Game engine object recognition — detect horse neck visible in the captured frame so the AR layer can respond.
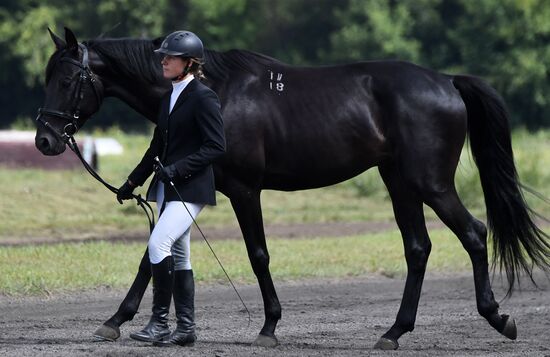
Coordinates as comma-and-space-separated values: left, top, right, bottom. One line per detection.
88, 45, 169, 122
102, 76, 167, 122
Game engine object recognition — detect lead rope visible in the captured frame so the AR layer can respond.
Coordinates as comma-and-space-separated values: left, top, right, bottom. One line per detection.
67, 136, 155, 234
154, 157, 252, 326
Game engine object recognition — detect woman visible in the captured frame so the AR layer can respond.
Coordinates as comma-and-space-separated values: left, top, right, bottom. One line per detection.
116, 30, 226, 347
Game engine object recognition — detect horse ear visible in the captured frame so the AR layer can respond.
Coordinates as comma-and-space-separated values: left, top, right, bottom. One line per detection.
48, 28, 66, 50
64, 26, 79, 50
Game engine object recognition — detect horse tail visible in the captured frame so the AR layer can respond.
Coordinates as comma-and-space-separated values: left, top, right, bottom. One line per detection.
452, 74, 550, 296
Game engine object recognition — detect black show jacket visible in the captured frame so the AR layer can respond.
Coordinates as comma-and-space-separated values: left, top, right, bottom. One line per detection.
128, 79, 226, 205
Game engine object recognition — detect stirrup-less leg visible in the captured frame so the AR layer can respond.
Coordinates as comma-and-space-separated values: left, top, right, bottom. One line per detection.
155, 269, 196, 347
130, 256, 174, 342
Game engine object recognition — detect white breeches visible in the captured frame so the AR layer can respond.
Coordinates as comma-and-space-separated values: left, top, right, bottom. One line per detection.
148, 182, 204, 270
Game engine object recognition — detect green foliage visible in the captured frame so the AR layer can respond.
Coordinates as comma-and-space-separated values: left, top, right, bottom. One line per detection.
329, 0, 424, 62
345, 168, 389, 200
0, 229, 472, 295
0, 5, 61, 86
1, 0, 550, 128
445, 0, 550, 128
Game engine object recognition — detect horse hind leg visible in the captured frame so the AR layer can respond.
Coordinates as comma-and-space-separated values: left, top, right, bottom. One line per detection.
424, 189, 517, 339
373, 163, 432, 350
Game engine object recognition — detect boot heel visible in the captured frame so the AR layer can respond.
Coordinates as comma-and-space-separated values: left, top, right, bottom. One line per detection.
131, 256, 174, 343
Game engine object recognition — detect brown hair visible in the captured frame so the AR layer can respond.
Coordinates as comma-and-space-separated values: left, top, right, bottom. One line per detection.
189, 59, 205, 80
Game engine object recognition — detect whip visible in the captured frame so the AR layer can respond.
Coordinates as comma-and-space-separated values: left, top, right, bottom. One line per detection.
154, 156, 251, 325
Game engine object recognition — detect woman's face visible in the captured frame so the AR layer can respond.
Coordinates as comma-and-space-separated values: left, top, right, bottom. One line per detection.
161, 55, 189, 80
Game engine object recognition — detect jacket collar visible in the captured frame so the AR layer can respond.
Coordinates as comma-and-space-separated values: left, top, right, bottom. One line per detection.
169, 78, 200, 114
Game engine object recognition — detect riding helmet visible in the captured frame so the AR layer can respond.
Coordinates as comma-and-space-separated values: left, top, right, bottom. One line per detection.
155, 31, 204, 61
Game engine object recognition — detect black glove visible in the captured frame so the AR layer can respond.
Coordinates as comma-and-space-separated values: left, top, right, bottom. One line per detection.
157, 164, 178, 184
117, 180, 135, 204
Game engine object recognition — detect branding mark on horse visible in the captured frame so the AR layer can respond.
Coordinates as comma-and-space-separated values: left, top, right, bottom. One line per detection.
268, 70, 285, 93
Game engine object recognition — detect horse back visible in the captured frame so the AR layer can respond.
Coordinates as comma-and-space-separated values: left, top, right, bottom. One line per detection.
216, 60, 466, 191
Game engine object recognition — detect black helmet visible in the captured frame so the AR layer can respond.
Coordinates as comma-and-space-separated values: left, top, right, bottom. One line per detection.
155, 31, 204, 61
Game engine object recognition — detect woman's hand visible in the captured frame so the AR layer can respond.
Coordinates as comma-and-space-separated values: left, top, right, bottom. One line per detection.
157, 164, 178, 184
117, 180, 136, 204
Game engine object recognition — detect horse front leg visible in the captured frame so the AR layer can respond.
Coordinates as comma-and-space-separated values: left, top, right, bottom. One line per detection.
93, 248, 151, 341
228, 185, 281, 347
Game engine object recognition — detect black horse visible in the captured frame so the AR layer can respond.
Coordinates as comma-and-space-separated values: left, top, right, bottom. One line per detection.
35, 28, 549, 350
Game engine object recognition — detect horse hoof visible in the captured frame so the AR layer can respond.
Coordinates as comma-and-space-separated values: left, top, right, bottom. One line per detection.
373, 337, 399, 350
252, 334, 278, 347
93, 324, 120, 342
500, 315, 517, 340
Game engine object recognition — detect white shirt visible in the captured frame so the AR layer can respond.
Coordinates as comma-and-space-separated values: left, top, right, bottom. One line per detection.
169, 75, 194, 114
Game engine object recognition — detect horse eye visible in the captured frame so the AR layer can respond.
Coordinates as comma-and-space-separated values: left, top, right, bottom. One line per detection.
60, 77, 72, 87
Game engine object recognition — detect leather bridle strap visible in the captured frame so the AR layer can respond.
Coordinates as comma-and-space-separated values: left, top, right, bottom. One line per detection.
36, 43, 155, 233
36, 43, 103, 143
67, 135, 156, 234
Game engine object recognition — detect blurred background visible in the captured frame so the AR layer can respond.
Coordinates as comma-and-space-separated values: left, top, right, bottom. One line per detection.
0, 0, 549, 294
1, 0, 550, 130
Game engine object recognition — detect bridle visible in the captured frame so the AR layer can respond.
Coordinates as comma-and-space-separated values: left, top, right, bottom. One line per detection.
35, 43, 155, 233
36, 43, 103, 143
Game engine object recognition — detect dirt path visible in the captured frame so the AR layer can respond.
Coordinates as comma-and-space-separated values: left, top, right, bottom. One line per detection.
0, 272, 548, 356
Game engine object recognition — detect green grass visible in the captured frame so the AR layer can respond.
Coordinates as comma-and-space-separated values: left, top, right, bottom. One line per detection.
0, 128, 549, 242
0, 228, 473, 296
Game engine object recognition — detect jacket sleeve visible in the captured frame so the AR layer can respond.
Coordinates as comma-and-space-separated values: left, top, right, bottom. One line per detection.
128, 125, 162, 186
173, 90, 226, 180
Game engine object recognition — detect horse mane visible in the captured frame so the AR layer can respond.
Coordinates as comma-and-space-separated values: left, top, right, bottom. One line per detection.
85, 39, 282, 83
47, 36, 283, 85
85, 38, 163, 85
203, 49, 283, 81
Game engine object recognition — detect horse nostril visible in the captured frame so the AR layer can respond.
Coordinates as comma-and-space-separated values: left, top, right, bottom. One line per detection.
37, 137, 51, 151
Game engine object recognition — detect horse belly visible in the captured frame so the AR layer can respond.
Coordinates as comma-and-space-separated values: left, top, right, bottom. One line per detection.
262, 131, 388, 191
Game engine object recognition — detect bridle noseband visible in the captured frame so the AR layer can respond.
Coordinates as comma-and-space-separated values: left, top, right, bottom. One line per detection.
36, 43, 103, 143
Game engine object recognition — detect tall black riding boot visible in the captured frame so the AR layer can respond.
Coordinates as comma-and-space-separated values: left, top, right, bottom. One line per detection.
130, 256, 174, 342
154, 269, 196, 347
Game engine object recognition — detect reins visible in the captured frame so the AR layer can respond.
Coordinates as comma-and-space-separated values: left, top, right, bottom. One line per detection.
67, 136, 156, 234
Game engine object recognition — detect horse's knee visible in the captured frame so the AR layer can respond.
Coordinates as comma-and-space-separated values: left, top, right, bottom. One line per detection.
462, 220, 488, 256
249, 249, 270, 275
405, 240, 431, 272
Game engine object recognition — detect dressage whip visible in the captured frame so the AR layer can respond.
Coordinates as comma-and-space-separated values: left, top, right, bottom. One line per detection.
154, 156, 252, 325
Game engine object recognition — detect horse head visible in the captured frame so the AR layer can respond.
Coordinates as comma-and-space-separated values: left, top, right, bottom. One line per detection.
35, 27, 104, 155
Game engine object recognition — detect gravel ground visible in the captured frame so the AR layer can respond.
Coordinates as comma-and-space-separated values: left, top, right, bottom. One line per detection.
0, 271, 548, 356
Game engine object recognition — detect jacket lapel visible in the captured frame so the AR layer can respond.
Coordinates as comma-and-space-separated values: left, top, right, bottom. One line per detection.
170, 78, 199, 115
157, 95, 170, 128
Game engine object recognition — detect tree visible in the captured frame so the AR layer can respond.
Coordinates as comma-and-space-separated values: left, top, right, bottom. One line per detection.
327, 0, 426, 63
0, 0, 549, 129
447, 0, 550, 128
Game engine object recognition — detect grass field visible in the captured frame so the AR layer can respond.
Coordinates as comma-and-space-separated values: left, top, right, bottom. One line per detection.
0, 128, 549, 242
0, 129, 548, 296
0, 228, 474, 296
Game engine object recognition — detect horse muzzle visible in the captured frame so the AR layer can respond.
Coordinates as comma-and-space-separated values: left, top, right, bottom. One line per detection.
35, 130, 67, 155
